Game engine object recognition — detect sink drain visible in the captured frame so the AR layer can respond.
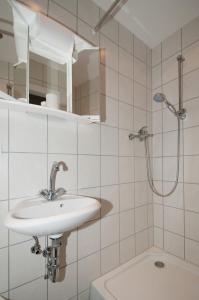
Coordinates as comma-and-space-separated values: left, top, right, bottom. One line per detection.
154, 261, 165, 268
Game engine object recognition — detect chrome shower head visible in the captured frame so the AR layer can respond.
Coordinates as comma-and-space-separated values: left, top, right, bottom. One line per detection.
153, 93, 166, 103
153, 93, 178, 117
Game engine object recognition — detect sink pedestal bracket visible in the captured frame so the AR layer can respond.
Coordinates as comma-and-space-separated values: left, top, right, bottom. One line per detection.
31, 236, 62, 283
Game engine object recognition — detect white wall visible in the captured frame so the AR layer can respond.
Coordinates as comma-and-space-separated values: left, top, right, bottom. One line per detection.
152, 15, 199, 265
0, 0, 152, 299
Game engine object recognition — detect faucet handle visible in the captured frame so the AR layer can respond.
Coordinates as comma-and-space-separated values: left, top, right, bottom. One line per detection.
54, 188, 66, 199
40, 189, 49, 200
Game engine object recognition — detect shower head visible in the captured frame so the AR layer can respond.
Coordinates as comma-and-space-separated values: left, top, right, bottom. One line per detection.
153, 93, 178, 117
153, 93, 166, 103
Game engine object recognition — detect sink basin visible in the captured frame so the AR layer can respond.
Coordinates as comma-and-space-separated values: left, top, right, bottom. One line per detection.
5, 194, 101, 237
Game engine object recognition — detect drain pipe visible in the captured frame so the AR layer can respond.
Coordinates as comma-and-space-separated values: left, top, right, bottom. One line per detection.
31, 236, 62, 282
43, 237, 62, 282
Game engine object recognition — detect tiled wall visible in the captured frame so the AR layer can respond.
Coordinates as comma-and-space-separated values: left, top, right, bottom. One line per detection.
152, 16, 199, 265
0, 0, 153, 299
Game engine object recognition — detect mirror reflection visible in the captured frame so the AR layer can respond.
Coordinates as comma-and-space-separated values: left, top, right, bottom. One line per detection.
0, 0, 102, 122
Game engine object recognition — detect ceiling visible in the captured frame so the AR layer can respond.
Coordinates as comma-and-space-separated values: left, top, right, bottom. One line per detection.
93, 0, 199, 48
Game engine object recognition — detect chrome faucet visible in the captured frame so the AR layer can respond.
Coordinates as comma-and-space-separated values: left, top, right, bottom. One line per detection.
40, 161, 68, 201
129, 126, 153, 141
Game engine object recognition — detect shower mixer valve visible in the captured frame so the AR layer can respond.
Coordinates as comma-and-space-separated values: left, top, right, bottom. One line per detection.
129, 126, 153, 141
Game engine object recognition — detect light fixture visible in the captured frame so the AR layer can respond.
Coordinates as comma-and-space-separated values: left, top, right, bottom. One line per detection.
93, 0, 128, 33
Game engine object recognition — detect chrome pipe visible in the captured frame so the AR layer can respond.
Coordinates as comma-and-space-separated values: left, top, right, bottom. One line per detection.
177, 55, 186, 119
94, 0, 128, 33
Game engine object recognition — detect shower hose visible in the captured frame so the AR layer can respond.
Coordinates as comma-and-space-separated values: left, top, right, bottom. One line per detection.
145, 117, 180, 197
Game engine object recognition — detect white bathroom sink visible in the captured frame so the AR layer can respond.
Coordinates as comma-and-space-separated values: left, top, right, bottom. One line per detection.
5, 194, 100, 237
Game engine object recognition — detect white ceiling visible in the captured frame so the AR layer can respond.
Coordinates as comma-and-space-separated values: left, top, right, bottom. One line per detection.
93, 0, 199, 48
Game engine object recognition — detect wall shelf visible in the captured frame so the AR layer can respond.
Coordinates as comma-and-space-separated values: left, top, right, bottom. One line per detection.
0, 98, 100, 123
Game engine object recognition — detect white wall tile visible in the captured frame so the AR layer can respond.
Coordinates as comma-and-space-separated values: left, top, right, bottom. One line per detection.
78, 155, 100, 189
119, 25, 132, 54
0, 108, 8, 152
101, 243, 119, 275
162, 30, 181, 60
78, 220, 100, 259
119, 48, 132, 78
134, 157, 147, 181
10, 278, 47, 300
183, 40, 199, 74
183, 98, 199, 129
163, 182, 183, 209
101, 214, 119, 248
120, 183, 134, 211
78, 290, 89, 300
48, 263, 77, 300
153, 110, 162, 134
78, 19, 99, 46
119, 102, 133, 130
101, 35, 118, 72
119, 74, 132, 105
78, 123, 100, 155
152, 133, 162, 157
9, 111, 47, 153
119, 157, 132, 184
0, 154, 8, 201
134, 36, 146, 63
53, 0, 77, 15
78, 252, 100, 293
0, 201, 8, 248
133, 107, 147, 132
120, 235, 135, 264
135, 182, 148, 207
100, 65, 118, 100
183, 69, 199, 101
184, 156, 199, 183
101, 96, 118, 127
101, 156, 118, 186
163, 106, 179, 132
182, 16, 199, 49
134, 58, 146, 87
163, 130, 183, 156
164, 207, 184, 235
184, 183, 199, 213
48, 0, 76, 30
162, 55, 178, 84
9, 240, 45, 288
48, 118, 77, 154
185, 238, 199, 266
163, 156, 183, 182
184, 126, 199, 155
154, 204, 163, 228
101, 125, 118, 156
134, 82, 147, 110
65, 230, 77, 265
21, 0, 48, 13
185, 211, 199, 241
136, 229, 148, 254
120, 210, 134, 239
101, 185, 119, 217
100, 11, 118, 43
119, 129, 133, 157
152, 64, 161, 89
0, 247, 8, 293
154, 227, 163, 248
152, 44, 161, 67
164, 231, 184, 259
9, 153, 47, 199
135, 205, 148, 232
162, 78, 178, 106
